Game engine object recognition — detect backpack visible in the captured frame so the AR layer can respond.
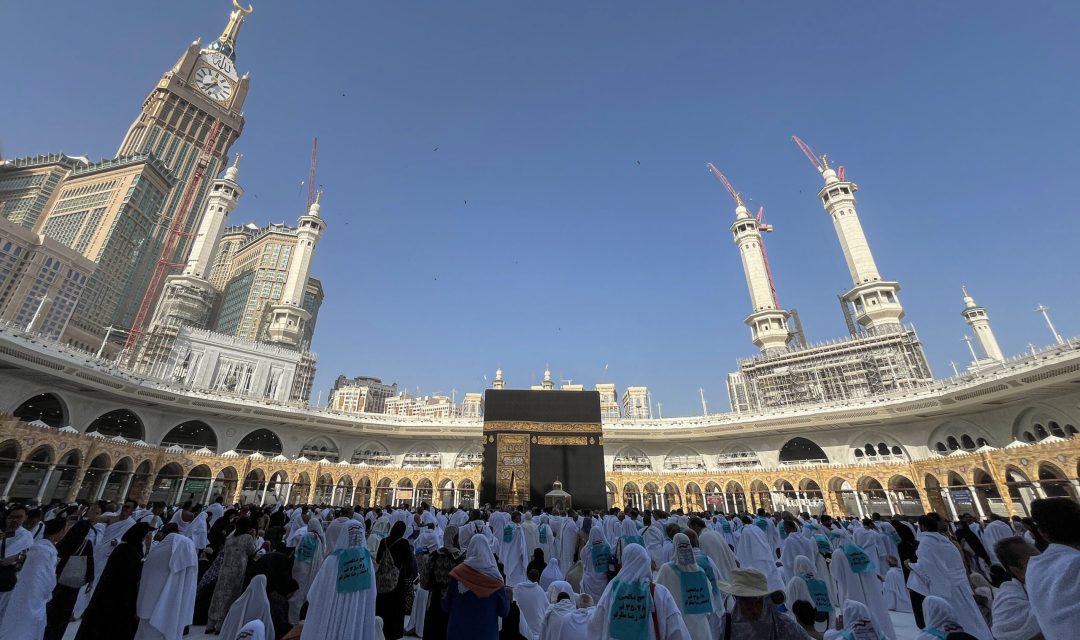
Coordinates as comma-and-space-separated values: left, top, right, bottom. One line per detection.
376, 541, 401, 593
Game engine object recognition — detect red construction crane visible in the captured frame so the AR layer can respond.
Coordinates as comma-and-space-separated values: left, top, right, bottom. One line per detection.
792, 134, 846, 180
706, 162, 741, 204
306, 137, 318, 209
124, 120, 224, 355
792, 135, 824, 173
705, 163, 780, 308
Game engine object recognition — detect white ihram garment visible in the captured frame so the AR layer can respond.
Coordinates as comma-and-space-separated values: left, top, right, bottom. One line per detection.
135, 533, 198, 640
0, 539, 57, 640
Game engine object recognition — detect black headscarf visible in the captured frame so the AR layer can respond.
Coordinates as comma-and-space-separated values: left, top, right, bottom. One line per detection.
120, 522, 154, 551
268, 508, 287, 528
955, 521, 991, 564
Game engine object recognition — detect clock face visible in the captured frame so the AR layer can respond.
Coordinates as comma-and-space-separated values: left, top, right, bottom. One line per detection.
193, 66, 234, 103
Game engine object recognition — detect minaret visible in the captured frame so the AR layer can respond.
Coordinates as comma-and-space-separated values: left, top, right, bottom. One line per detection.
542, 367, 554, 390
266, 193, 326, 348
183, 154, 243, 279
961, 286, 1005, 363
147, 154, 244, 332
816, 158, 904, 334
730, 196, 792, 353
492, 368, 505, 389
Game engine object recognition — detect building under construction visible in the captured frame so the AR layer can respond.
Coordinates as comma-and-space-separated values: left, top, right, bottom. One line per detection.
727, 325, 933, 412
717, 139, 937, 413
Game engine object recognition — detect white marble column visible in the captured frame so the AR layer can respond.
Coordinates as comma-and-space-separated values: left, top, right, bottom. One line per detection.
34, 464, 57, 504
1, 461, 23, 500
93, 471, 113, 501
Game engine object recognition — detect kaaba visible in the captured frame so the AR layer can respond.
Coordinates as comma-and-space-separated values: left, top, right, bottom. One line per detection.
480, 389, 607, 510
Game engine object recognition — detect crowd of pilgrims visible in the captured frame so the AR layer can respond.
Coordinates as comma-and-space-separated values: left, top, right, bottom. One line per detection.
0, 494, 1076, 640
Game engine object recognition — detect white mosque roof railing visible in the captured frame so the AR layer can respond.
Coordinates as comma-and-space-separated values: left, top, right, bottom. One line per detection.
1, 321, 1079, 435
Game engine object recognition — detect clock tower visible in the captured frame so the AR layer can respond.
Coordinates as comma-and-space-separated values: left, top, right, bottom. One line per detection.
116, 0, 254, 265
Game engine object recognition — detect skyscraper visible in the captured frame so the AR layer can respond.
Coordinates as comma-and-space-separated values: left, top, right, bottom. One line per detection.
115, 1, 252, 268
0, 154, 87, 229
37, 155, 176, 349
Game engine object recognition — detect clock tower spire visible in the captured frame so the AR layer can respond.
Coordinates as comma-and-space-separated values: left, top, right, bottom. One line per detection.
204, 0, 254, 63
115, 1, 254, 338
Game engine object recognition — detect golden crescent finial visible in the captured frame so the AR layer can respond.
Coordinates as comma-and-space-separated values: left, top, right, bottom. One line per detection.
232, 0, 254, 16
735, 192, 744, 207
821, 154, 830, 171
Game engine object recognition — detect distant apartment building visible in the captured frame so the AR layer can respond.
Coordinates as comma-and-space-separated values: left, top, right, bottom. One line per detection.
0, 215, 96, 342
596, 383, 621, 419
621, 386, 651, 419
0, 154, 87, 229
328, 375, 398, 414
384, 392, 455, 418
29, 155, 175, 348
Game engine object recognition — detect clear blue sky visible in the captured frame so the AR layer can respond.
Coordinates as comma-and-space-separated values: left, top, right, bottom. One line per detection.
3, 2, 1079, 416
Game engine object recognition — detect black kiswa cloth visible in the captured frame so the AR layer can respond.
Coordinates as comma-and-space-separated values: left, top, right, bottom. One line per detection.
482, 389, 606, 510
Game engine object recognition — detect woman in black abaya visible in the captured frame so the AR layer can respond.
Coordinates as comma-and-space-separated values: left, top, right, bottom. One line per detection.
376, 520, 417, 640
74, 522, 153, 640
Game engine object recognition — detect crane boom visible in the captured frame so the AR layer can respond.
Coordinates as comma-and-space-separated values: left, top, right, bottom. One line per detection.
706, 163, 741, 205
755, 206, 780, 308
124, 120, 224, 355
791, 135, 824, 173
306, 137, 318, 208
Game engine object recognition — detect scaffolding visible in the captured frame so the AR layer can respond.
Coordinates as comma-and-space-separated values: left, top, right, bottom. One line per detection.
729, 324, 933, 412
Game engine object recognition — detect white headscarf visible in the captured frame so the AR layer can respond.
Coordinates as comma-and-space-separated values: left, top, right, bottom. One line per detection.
300, 518, 377, 640
917, 595, 965, 640
286, 509, 309, 547
547, 579, 576, 603
334, 521, 367, 551
824, 600, 881, 640
187, 512, 209, 550
698, 528, 738, 582
617, 542, 652, 584
236, 619, 266, 640
416, 525, 440, 552
672, 532, 696, 571
588, 523, 608, 548
785, 555, 818, 609
289, 518, 327, 625
218, 574, 276, 640
464, 532, 502, 580
540, 558, 564, 591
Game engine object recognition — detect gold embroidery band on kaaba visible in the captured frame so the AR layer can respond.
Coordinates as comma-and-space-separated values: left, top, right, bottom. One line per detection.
483, 421, 602, 434
533, 436, 590, 446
